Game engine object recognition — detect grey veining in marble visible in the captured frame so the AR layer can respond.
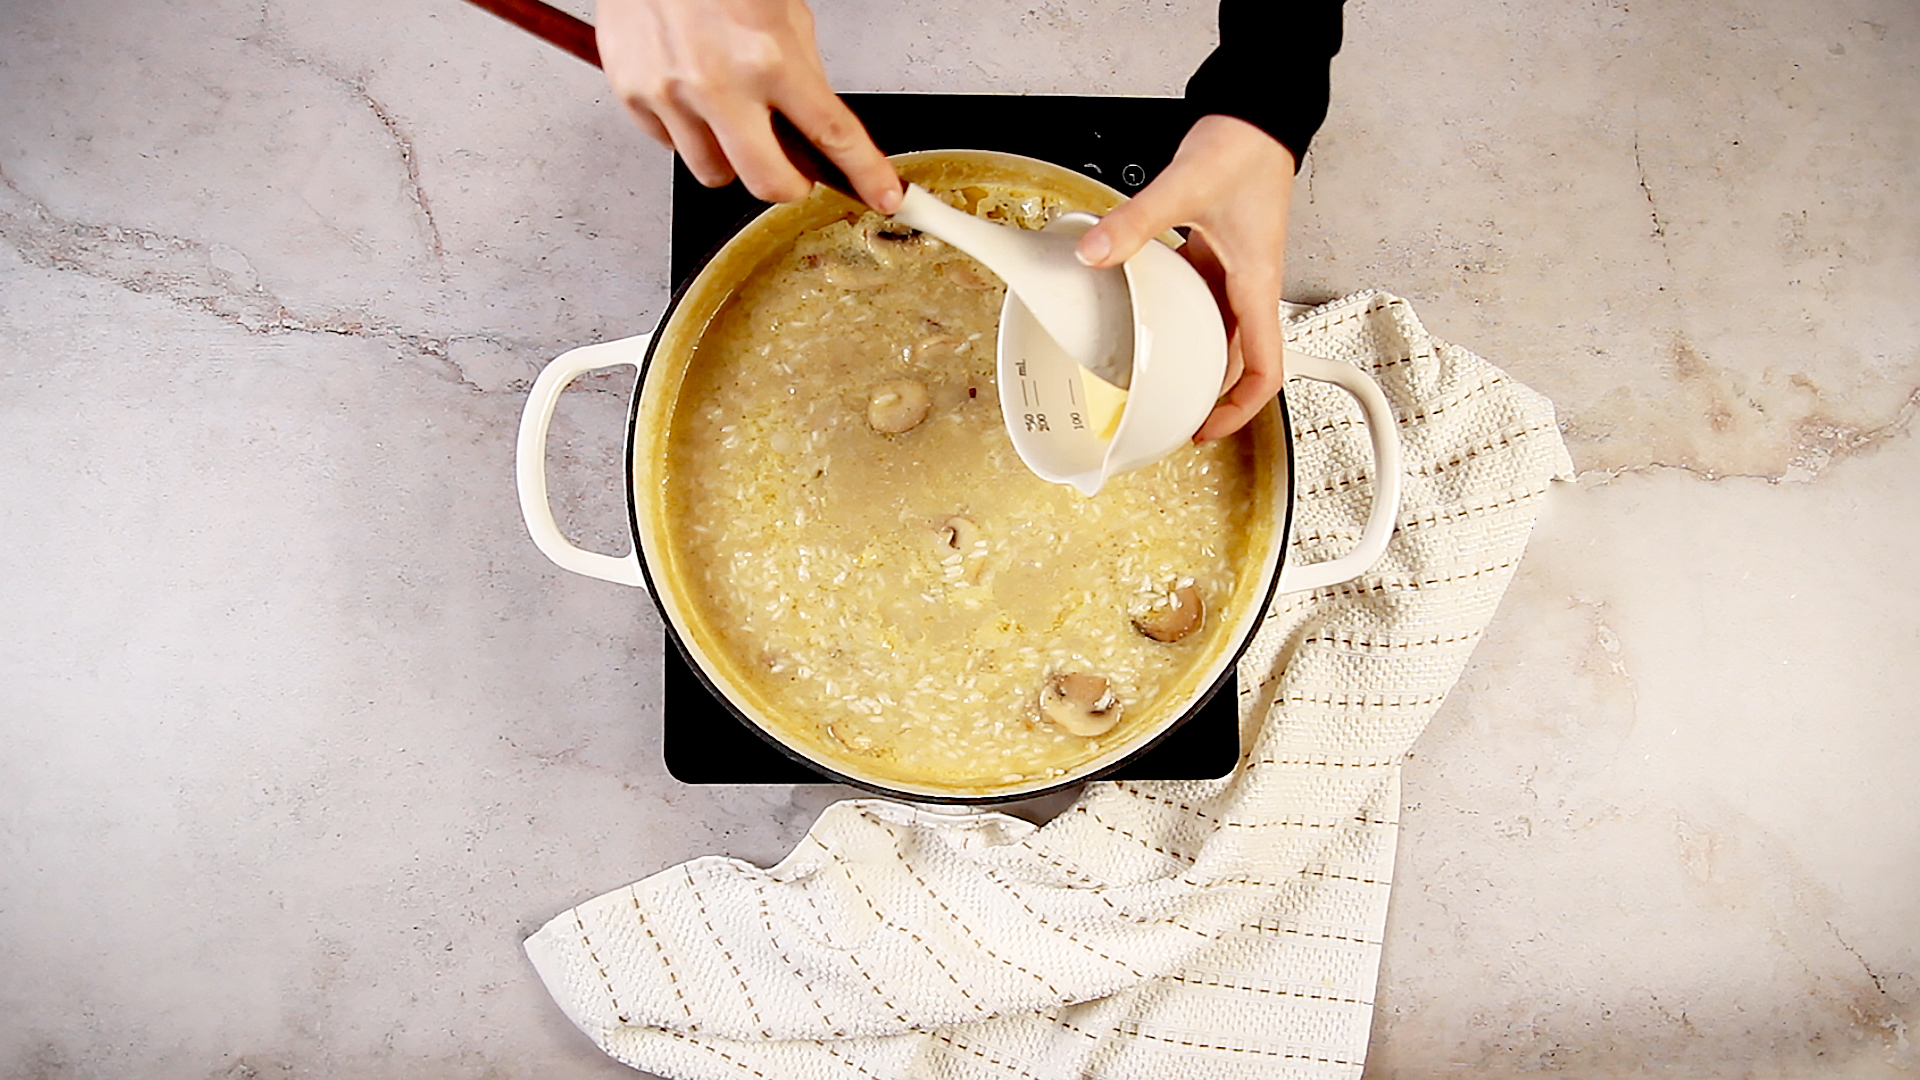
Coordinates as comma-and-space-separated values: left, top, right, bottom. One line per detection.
2, 0, 1915, 1077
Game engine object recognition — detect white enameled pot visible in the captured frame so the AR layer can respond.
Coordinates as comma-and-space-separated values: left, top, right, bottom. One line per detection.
514, 151, 1402, 802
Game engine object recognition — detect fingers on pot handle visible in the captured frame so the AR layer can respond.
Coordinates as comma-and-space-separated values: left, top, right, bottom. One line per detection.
1275, 351, 1403, 595
515, 335, 652, 589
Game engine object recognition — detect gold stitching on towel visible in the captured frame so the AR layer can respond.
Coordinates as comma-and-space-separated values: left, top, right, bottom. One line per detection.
1380, 554, 1525, 592
1208, 916, 1383, 947
1280, 690, 1449, 710
1308, 861, 1393, 887
901, 860, 1068, 1000
1247, 754, 1404, 769
820, 834, 983, 1011
1119, 1023, 1366, 1066
1112, 783, 1353, 830
1297, 420, 1560, 500
1291, 372, 1510, 441
1169, 971, 1375, 1008
1286, 292, 1407, 353
979, 862, 1150, 980
819, 1040, 889, 1080
846, 861, 984, 1009
1291, 478, 1555, 548
629, 887, 695, 1025
840, 818, 1067, 1006
930, 1031, 1052, 1080
833, 864, 917, 1024
683, 866, 769, 1038
1391, 479, 1555, 534
1200, 867, 1393, 890
787, 885, 854, 1038
660, 1028, 777, 1079
1409, 421, 1561, 477
1274, 555, 1524, 606
903, 928, 981, 1005
1298, 626, 1486, 650
1018, 844, 1121, 899
749, 878, 841, 1036
573, 907, 629, 1025
1082, 806, 1198, 864
1054, 1017, 1108, 1042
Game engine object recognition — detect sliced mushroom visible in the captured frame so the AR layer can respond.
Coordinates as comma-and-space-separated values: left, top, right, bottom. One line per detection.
938, 515, 982, 553
867, 379, 932, 434
1039, 672, 1122, 737
862, 218, 926, 265
1133, 584, 1204, 643
936, 515, 987, 582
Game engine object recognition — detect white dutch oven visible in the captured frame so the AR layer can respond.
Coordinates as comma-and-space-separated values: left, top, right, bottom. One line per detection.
514, 151, 1401, 802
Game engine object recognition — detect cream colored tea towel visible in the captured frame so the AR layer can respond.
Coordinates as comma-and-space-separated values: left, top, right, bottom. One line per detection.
526, 291, 1575, 1080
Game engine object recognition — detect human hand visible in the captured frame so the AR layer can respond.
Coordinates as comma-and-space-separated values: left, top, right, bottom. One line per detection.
1074, 114, 1297, 441
594, 0, 902, 212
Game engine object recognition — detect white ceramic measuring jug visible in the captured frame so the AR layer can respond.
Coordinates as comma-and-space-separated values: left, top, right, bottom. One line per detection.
996, 212, 1226, 496
998, 219, 1403, 521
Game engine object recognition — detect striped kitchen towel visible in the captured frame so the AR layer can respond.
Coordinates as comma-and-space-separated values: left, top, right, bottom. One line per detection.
525, 290, 1575, 1079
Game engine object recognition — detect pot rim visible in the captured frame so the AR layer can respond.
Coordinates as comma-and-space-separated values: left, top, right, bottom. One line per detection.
622, 152, 1298, 804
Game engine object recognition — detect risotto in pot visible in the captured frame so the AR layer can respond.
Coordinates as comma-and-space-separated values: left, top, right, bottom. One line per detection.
662, 184, 1260, 790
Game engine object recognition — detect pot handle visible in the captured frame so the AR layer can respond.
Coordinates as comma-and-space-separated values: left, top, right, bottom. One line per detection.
515, 334, 652, 588
1274, 351, 1403, 594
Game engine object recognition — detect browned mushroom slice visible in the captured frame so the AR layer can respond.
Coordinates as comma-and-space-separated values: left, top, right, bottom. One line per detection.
1039, 672, 1122, 736
867, 380, 932, 433
936, 515, 987, 582
1134, 584, 1204, 643
862, 218, 927, 266
938, 515, 982, 553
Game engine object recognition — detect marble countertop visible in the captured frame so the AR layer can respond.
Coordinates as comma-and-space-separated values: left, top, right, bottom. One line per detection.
2, 0, 1913, 1076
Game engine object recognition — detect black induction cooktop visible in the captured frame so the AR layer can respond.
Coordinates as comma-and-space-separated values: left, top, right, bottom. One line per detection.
660, 93, 1239, 786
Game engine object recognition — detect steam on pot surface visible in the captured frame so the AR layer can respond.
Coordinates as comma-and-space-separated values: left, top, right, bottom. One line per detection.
660, 180, 1260, 796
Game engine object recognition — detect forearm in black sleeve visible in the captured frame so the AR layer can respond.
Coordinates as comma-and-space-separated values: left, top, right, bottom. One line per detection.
1185, 0, 1346, 171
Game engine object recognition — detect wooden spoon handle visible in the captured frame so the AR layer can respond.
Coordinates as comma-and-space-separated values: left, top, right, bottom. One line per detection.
459, 0, 601, 68
769, 113, 860, 203
458, 0, 861, 203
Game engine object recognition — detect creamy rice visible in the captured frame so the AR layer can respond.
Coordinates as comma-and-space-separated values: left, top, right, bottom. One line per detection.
664, 187, 1257, 788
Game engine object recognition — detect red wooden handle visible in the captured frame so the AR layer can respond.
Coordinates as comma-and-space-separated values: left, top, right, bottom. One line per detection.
460, 0, 602, 68
458, 0, 861, 203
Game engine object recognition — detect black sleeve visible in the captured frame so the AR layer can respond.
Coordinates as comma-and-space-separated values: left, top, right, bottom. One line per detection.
1185, 0, 1346, 172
